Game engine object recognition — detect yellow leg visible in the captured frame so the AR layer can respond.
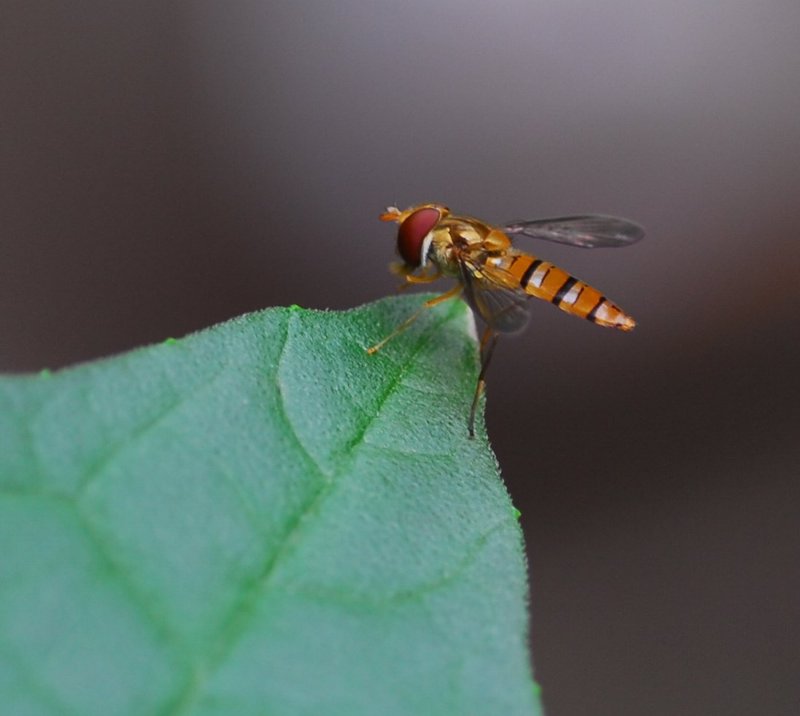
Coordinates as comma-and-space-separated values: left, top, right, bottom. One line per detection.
394, 266, 442, 291
367, 284, 462, 355
404, 269, 441, 284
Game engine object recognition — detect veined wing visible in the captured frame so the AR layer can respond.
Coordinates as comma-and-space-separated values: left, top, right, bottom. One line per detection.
504, 214, 644, 248
457, 255, 531, 334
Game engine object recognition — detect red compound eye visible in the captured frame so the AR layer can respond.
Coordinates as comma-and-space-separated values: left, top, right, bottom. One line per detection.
397, 207, 441, 267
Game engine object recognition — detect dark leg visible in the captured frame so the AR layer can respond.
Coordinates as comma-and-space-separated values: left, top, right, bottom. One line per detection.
468, 329, 499, 438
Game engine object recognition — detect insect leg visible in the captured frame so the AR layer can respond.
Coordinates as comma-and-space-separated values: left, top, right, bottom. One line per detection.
367, 284, 462, 355
468, 328, 499, 438
397, 267, 442, 291
404, 267, 442, 284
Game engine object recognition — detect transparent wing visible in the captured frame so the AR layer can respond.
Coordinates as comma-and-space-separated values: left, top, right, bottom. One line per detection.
457, 256, 531, 334
503, 214, 645, 248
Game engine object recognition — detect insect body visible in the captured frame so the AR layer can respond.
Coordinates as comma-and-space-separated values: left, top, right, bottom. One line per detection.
369, 203, 644, 436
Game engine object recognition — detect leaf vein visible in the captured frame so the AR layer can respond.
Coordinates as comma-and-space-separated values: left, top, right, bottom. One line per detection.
74, 364, 229, 497
275, 517, 510, 609
164, 301, 463, 715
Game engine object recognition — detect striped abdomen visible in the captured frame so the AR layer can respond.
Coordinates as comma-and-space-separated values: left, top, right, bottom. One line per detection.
502, 252, 636, 331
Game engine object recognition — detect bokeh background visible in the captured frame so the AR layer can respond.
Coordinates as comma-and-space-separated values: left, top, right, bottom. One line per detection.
3, 2, 799, 714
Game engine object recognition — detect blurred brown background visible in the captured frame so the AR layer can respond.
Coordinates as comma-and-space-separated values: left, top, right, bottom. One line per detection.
2, 2, 799, 714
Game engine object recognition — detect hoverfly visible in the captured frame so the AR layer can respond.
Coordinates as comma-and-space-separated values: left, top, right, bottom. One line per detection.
368, 203, 644, 437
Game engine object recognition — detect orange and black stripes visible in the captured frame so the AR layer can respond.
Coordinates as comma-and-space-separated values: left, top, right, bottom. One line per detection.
503, 252, 636, 331
552, 276, 579, 305
586, 295, 607, 323
519, 259, 543, 287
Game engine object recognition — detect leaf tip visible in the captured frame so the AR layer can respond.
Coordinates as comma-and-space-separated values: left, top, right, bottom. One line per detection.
463, 302, 479, 343
512, 506, 522, 521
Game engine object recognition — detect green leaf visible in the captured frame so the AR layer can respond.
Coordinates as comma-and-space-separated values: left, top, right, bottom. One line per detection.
0, 295, 541, 716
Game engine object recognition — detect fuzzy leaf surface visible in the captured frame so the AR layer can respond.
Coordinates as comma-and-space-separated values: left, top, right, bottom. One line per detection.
0, 295, 541, 716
